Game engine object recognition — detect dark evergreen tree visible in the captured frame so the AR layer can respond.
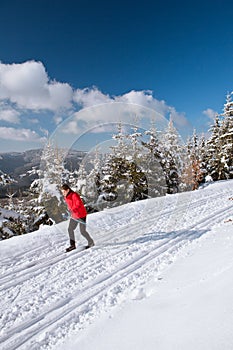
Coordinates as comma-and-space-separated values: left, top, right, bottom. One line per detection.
205, 115, 223, 180
30, 141, 68, 222
199, 135, 208, 181
206, 93, 233, 181
0, 170, 16, 187
142, 125, 167, 197
160, 118, 185, 194
97, 123, 149, 208
182, 130, 204, 190
218, 92, 233, 179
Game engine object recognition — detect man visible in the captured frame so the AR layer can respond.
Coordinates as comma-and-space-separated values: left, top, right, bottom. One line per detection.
61, 184, 95, 252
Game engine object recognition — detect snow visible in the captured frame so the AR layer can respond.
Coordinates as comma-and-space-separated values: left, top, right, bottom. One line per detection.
0, 180, 233, 349
0, 207, 22, 221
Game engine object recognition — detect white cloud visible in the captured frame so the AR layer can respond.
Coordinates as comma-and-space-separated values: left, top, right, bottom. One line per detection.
0, 61, 191, 146
74, 88, 169, 115
115, 90, 167, 114
0, 107, 20, 124
62, 120, 83, 134
74, 87, 187, 123
203, 108, 217, 121
0, 61, 73, 111
74, 87, 112, 107
169, 107, 191, 128
0, 127, 45, 142
61, 101, 168, 138
71, 87, 190, 133
53, 115, 63, 125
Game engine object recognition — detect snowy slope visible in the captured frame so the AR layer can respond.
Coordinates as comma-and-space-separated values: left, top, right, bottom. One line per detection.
0, 180, 233, 350
66, 223, 233, 350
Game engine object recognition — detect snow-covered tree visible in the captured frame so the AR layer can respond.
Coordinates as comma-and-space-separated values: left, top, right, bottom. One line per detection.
141, 125, 166, 197
97, 123, 149, 208
182, 130, 204, 190
198, 135, 208, 181
98, 123, 131, 206
205, 115, 223, 180
218, 92, 233, 179
6, 190, 17, 211
205, 93, 233, 181
82, 148, 103, 212
30, 141, 68, 222
160, 118, 185, 194
0, 207, 26, 239
0, 170, 16, 187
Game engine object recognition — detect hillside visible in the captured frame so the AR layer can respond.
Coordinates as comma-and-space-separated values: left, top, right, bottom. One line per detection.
0, 149, 85, 197
0, 180, 233, 349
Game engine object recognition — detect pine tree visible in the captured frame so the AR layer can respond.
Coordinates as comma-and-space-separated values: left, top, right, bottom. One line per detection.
182, 130, 204, 190
98, 123, 149, 208
141, 125, 166, 197
160, 117, 185, 194
30, 141, 68, 222
199, 135, 208, 181
98, 123, 130, 207
75, 163, 87, 195
206, 93, 233, 181
127, 125, 148, 201
99, 123, 131, 206
218, 92, 233, 179
205, 115, 222, 180
0, 170, 16, 187
84, 148, 103, 212
6, 190, 17, 211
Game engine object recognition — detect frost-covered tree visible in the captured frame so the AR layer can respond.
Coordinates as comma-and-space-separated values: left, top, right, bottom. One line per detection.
82, 148, 103, 212
0, 207, 26, 239
74, 163, 87, 195
0, 170, 16, 187
182, 130, 204, 190
160, 118, 185, 194
141, 125, 166, 197
205, 115, 223, 180
111, 122, 130, 158
30, 141, 68, 222
206, 93, 233, 181
98, 124, 132, 206
6, 190, 17, 211
0, 177, 53, 239
218, 92, 233, 179
97, 123, 149, 207
198, 135, 208, 180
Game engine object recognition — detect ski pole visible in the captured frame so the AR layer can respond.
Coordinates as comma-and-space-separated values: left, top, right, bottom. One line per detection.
68, 216, 87, 225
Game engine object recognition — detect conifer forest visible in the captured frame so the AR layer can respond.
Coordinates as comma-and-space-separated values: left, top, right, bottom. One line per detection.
1, 93, 233, 239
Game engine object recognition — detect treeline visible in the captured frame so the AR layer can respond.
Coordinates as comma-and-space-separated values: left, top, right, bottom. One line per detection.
0, 92, 233, 239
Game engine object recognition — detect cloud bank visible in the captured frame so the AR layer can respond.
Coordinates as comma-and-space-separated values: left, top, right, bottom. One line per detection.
0, 61, 73, 111
0, 60, 192, 150
0, 127, 45, 142
202, 108, 217, 121
0, 103, 20, 124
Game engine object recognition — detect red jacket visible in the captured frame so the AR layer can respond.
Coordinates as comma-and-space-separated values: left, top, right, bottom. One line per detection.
65, 191, 87, 219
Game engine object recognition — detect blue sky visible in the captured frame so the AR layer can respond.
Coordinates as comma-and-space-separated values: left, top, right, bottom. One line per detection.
0, 0, 233, 152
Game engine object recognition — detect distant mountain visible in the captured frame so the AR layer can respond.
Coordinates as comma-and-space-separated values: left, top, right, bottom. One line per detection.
0, 149, 86, 197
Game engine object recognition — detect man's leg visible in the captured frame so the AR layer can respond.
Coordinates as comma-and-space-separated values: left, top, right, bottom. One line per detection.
67, 218, 78, 248
79, 217, 94, 247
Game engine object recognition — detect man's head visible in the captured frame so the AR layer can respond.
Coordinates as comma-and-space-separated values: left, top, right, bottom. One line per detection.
61, 183, 71, 197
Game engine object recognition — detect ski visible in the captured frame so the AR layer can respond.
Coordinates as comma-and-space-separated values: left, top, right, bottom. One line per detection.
64, 245, 94, 253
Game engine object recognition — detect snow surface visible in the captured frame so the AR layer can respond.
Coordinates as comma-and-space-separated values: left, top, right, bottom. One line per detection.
0, 180, 233, 350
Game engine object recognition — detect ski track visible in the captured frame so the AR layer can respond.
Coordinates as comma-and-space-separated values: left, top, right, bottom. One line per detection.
0, 182, 233, 350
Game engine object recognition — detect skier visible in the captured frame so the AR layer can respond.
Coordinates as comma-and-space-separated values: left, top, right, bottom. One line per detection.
61, 183, 95, 252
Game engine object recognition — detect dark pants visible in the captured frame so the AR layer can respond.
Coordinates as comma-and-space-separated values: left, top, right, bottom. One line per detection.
68, 217, 94, 246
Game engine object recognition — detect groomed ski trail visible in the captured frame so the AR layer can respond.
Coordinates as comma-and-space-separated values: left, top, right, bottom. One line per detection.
0, 180, 233, 350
